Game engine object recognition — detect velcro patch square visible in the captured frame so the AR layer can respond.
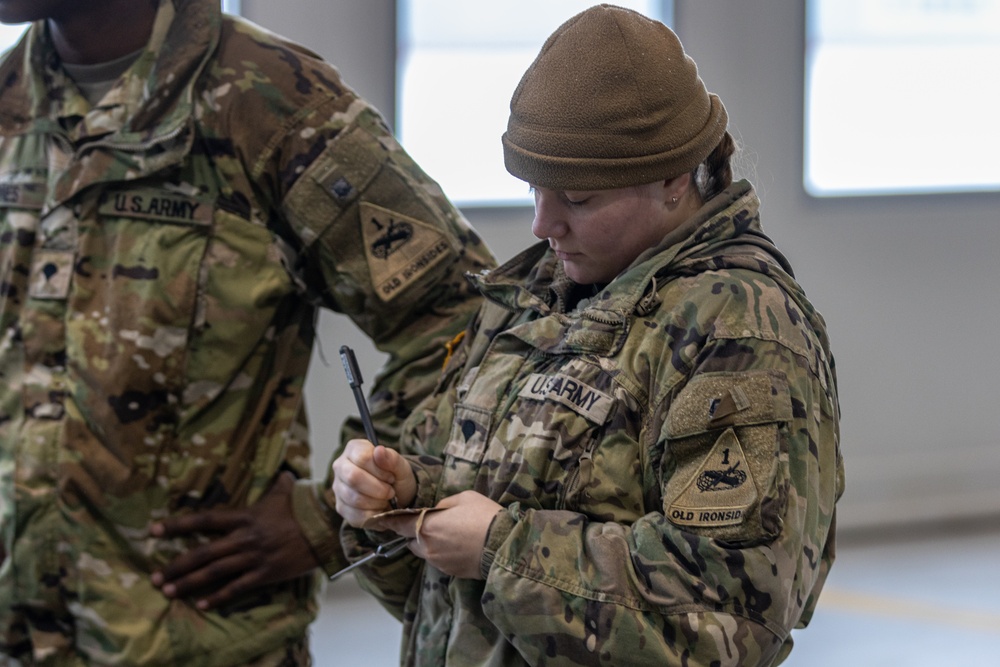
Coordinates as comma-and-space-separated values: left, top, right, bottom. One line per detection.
29, 250, 74, 300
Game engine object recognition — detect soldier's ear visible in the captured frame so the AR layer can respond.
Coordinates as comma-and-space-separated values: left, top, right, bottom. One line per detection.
663, 174, 692, 206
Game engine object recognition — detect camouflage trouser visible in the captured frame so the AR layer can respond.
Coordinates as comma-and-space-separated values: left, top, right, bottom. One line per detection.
0, 637, 311, 667
245, 637, 312, 667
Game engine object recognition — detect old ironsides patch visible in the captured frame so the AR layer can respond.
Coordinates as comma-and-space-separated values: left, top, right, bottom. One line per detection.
360, 202, 452, 302
667, 428, 757, 528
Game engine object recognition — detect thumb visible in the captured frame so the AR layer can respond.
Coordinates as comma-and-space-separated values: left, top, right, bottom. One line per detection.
372, 445, 417, 508
372, 445, 408, 480
268, 470, 296, 497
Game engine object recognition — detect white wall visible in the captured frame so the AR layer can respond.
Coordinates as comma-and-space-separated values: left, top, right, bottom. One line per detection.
240, 0, 1000, 532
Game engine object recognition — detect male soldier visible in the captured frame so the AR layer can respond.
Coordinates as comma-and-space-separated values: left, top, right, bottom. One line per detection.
0, 0, 495, 664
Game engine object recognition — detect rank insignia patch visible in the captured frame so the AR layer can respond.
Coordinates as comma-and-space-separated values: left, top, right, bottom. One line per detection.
360, 202, 453, 302
28, 250, 74, 300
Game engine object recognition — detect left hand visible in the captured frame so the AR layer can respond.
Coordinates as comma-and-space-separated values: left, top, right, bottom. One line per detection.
149, 471, 319, 610
379, 490, 502, 580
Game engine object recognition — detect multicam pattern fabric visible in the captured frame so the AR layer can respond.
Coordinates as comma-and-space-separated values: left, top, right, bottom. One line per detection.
344, 181, 844, 666
0, 0, 494, 664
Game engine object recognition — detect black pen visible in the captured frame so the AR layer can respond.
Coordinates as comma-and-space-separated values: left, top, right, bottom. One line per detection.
339, 345, 397, 508
340, 345, 379, 446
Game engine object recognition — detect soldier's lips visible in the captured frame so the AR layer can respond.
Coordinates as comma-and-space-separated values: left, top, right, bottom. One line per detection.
553, 249, 581, 262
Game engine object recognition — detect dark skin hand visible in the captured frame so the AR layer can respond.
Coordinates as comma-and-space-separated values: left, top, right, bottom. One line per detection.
150, 471, 320, 610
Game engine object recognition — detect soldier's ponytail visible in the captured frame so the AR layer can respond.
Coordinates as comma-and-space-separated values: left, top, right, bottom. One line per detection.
694, 131, 736, 202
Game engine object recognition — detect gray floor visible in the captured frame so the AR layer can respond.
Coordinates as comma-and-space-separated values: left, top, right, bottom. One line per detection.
309, 520, 1000, 665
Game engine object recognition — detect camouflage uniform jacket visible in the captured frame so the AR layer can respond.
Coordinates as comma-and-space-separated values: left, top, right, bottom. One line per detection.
344, 180, 843, 666
0, 0, 494, 664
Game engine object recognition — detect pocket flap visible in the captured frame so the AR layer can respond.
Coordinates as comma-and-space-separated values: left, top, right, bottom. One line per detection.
666, 370, 791, 438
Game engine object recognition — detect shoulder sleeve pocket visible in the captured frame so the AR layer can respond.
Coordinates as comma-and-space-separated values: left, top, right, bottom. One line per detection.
282, 108, 461, 309
282, 110, 386, 247
662, 370, 792, 545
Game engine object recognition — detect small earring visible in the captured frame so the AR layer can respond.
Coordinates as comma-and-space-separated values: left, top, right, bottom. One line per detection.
671, 196, 678, 204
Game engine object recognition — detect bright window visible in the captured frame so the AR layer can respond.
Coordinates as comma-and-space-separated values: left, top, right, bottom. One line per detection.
804, 0, 1000, 196
397, 1, 673, 207
0, 22, 25, 52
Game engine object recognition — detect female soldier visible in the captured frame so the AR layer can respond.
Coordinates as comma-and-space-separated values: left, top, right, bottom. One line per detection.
332, 5, 843, 666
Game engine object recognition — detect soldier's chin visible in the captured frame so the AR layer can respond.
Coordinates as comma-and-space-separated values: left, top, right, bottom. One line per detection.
560, 260, 587, 284
561, 261, 607, 287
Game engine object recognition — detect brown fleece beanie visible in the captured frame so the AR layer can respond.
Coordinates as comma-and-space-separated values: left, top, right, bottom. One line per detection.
502, 4, 728, 191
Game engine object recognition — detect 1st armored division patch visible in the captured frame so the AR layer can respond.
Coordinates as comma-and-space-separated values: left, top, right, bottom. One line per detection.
667, 427, 757, 528
360, 201, 452, 302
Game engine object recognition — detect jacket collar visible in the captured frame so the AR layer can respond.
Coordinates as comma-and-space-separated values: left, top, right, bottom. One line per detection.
471, 180, 791, 356
0, 0, 219, 142
0, 0, 221, 208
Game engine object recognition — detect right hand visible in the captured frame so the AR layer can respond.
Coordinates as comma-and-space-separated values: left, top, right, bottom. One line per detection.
332, 439, 417, 528
149, 471, 318, 610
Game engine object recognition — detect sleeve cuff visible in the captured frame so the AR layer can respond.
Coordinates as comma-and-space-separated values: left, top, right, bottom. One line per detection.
479, 504, 520, 580
410, 456, 438, 509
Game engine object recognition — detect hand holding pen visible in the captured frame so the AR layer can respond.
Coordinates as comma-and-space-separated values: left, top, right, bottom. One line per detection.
339, 345, 397, 509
